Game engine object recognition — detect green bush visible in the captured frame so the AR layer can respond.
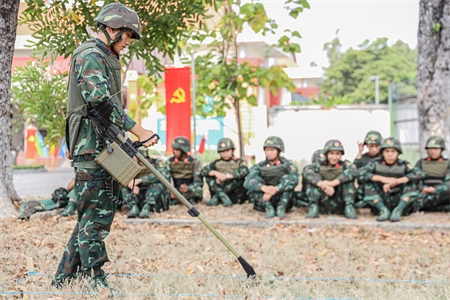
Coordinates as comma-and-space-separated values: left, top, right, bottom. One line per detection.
13, 164, 45, 170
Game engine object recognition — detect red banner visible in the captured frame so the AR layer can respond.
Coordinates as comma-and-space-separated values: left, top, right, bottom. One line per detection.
25, 128, 37, 160
165, 67, 191, 153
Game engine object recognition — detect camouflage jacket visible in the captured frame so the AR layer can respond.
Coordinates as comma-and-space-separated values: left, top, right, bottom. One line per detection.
140, 158, 169, 185
415, 158, 450, 189
304, 160, 356, 186
73, 38, 136, 158
167, 155, 204, 188
354, 153, 380, 169
358, 157, 424, 182
244, 157, 299, 192
202, 157, 249, 180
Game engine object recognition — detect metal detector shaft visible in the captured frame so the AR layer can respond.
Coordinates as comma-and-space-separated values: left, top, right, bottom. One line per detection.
117, 135, 255, 277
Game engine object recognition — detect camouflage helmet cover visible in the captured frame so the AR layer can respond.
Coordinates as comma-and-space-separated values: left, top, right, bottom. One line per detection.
380, 137, 403, 154
364, 130, 382, 145
263, 136, 285, 152
311, 149, 325, 163
323, 139, 345, 155
138, 146, 149, 158
217, 138, 236, 152
171, 136, 191, 153
425, 136, 446, 150
95, 3, 141, 39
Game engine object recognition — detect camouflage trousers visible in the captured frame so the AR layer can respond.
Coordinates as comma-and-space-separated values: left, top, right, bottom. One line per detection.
170, 184, 203, 205
54, 169, 120, 283
293, 178, 310, 207
249, 190, 294, 212
122, 182, 169, 212
307, 181, 356, 214
206, 178, 247, 204
413, 184, 450, 212
363, 181, 418, 213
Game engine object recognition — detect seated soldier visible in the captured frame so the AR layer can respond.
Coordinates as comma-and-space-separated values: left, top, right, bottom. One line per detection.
354, 130, 382, 208
304, 140, 358, 219
167, 136, 203, 204
358, 137, 424, 222
125, 147, 170, 218
413, 136, 450, 212
203, 138, 249, 207
294, 149, 324, 208
61, 179, 76, 217
244, 136, 299, 219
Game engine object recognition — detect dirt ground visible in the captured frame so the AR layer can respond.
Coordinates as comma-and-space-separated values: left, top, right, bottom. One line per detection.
1, 204, 450, 299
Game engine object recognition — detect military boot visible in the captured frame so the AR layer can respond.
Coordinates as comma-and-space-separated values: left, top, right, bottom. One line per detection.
206, 194, 219, 206
265, 203, 275, 219
433, 204, 450, 212
276, 205, 286, 218
127, 203, 140, 218
138, 203, 152, 218
374, 201, 390, 222
306, 203, 319, 219
89, 275, 113, 295
218, 192, 233, 207
60, 201, 76, 217
344, 203, 357, 219
390, 200, 408, 222
354, 201, 367, 209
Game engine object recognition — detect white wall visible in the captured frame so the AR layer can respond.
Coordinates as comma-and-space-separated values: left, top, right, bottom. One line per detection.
265, 106, 390, 162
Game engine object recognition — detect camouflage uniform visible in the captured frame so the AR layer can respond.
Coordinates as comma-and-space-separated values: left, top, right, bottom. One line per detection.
244, 136, 299, 218
304, 140, 358, 219
19, 199, 57, 219
55, 3, 141, 288
354, 131, 382, 206
294, 149, 324, 207
358, 138, 424, 222
167, 136, 203, 204
202, 138, 249, 206
413, 136, 450, 212
124, 148, 170, 218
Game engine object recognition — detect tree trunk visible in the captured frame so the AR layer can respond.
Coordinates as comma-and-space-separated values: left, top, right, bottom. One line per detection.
233, 100, 245, 158
0, 0, 21, 219
417, 0, 450, 157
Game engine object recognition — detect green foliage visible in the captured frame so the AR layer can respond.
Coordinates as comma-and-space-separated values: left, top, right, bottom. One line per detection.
12, 61, 68, 147
127, 75, 164, 121
20, 0, 223, 76
13, 164, 45, 170
433, 23, 442, 33
321, 36, 417, 104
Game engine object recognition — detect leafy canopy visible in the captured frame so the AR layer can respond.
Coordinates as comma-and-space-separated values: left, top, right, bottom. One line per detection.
321, 36, 417, 103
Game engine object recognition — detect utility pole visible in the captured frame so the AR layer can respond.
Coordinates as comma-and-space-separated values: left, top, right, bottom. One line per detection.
191, 51, 197, 153
369, 75, 380, 105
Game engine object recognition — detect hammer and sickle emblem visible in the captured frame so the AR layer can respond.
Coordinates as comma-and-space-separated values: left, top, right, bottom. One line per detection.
170, 88, 186, 104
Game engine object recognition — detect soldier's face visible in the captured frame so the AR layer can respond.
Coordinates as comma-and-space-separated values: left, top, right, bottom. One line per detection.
219, 149, 233, 160
382, 148, 399, 164
173, 149, 183, 158
109, 28, 133, 53
427, 148, 442, 159
264, 147, 279, 161
327, 150, 342, 165
367, 144, 380, 156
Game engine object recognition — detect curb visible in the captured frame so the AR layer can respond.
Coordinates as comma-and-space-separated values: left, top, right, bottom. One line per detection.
121, 218, 450, 231
13, 169, 46, 174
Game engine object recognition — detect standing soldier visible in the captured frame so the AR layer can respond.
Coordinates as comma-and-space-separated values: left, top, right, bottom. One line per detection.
244, 136, 299, 218
358, 138, 424, 222
304, 140, 358, 219
413, 136, 450, 212
167, 136, 203, 204
124, 147, 170, 218
55, 3, 158, 290
354, 130, 382, 207
203, 138, 249, 207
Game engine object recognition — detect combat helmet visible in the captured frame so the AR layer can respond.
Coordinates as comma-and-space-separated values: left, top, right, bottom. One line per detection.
217, 138, 235, 152
171, 136, 191, 153
380, 137, 402, 154
95, 3, 141, 50
364, 130, 382, 145
51, 187, 69, 208
425, 136, 446, 150
323, 139, 345, 155
263, 136, 284, 152
138, 147, 150, 158
311, 149, 325, 163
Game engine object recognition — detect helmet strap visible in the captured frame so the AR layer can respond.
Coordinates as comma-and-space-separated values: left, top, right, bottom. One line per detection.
101, 26, 127, 55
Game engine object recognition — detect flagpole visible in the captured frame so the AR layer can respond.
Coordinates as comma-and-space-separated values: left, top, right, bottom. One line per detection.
191, 50, 197, 153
